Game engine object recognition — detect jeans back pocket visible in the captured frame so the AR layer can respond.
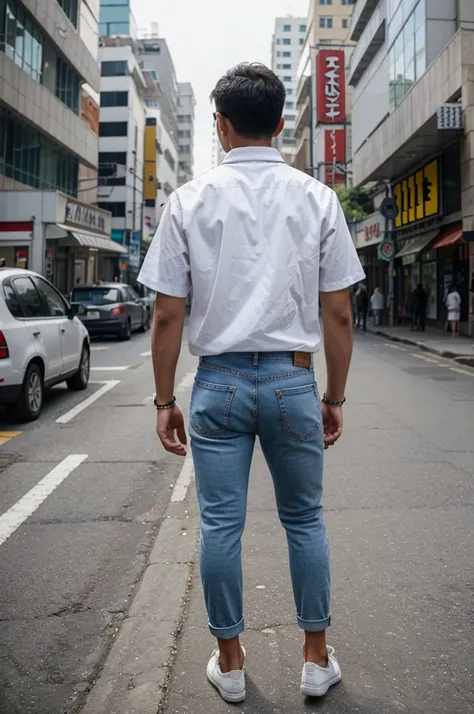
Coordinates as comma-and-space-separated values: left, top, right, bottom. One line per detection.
276, 383, 320, 441
191, 379, 236, 436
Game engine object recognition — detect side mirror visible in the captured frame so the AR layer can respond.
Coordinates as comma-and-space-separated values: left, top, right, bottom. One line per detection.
67, 306, 74, 320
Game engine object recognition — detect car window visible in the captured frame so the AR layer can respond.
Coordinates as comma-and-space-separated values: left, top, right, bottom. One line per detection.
13, 277, 46, 318
34, 278, 67, 317
71, 287, 120, 305
2, 280, 25, 319
125, 287, 138, 301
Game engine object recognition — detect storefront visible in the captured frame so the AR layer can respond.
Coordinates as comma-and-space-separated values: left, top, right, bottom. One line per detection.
355, 213, 388, 316
394, 231, 439, 324
0, 191, 126, 295
431, 223, 469, 326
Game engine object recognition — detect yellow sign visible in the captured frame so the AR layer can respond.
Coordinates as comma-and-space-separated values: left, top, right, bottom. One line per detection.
144, 122, 157, 203
393, 159, 439, 228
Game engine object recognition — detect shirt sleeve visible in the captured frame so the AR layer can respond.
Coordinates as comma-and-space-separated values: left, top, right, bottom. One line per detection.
137, 192, 191, 298
319, 190, 366, 293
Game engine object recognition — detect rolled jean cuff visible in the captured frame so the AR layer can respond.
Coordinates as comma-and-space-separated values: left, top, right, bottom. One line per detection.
209, 617, 245, 640
297, 615, 331, 632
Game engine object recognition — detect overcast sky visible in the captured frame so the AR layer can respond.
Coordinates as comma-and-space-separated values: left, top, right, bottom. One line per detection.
133, 0, 309, 176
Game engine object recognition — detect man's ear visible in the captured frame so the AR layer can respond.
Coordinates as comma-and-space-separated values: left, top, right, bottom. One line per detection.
273, 117, 285, 138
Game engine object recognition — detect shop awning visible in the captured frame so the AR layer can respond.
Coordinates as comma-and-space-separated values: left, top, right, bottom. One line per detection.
395, 230, 439, 259
55, 225, 127, 254
431, 223, 463, 250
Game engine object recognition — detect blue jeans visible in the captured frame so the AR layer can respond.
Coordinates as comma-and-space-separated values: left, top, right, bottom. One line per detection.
189, 352, 330, 640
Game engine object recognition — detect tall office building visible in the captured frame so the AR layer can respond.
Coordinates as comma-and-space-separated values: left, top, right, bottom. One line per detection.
271, 16, 308, 162
99, 0, 138, 39
177, 82, 196, 185
0, 0, 124, 291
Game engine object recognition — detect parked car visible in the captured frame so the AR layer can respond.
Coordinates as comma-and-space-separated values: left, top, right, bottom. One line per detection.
70, 282, 150, 340
135, 283, 156, 322
0, 268, 90, 422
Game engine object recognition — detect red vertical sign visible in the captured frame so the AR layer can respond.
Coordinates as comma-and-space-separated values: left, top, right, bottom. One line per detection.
316, 50, 346, 124
324, 128, 346, 186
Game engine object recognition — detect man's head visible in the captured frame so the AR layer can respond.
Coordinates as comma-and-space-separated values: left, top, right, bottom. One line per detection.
211, 63, 285, 152
374, 287, 380, 293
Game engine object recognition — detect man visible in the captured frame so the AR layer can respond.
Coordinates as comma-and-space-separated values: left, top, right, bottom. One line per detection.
355, 284, 369, 331
138, 63, 365, 703
370, 286, 385, 326
411, 283, 428, 331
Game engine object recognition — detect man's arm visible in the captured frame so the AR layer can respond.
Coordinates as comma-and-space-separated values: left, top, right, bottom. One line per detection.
320, 288, 353, 403
152, 293, 186, 405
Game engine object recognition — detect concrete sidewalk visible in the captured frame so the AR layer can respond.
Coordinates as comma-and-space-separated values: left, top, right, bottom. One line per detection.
366, 324, 474, 366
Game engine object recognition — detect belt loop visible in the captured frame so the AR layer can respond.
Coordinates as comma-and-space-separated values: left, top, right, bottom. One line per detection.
253, 352, 258, 366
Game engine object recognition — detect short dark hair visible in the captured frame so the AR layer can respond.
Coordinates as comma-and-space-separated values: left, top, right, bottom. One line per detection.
210, 63, 285, 139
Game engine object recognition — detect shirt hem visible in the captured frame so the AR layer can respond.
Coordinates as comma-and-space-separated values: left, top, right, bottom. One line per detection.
137, 276, 189, 299
319, 271, 366, 293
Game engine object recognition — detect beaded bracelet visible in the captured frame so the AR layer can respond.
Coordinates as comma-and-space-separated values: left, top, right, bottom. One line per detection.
322, 394, 346, 407
153, 395, 177, 410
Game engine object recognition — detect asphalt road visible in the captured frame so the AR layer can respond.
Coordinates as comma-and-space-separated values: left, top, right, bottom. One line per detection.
0, 330, 473, 714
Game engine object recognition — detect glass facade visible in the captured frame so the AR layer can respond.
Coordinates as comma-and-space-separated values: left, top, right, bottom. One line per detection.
101, 60, 129, 76
99, 0, 130, 36
0, 0, 81, 113
0, 106, 78, 196
388, 0, 425, 107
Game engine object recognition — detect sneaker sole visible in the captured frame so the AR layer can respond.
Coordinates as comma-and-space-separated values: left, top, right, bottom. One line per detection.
301, 673, 342, 697
207, 672, 246, 703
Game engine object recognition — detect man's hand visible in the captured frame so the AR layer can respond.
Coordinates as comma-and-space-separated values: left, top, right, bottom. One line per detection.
156, 405, 187, 456
321, 402, 343, 449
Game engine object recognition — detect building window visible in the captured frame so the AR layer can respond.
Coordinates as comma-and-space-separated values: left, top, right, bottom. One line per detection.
320, 39, 332, 44
286, 101, 294, 109
144, 98, 159, 108
98, 152, 127, 186
100, 91, 128, 107
283, 76, 292, 82
388, 0, 426, 109
283, 24, 291, 31
341, 0, 357, 4
287, 88, 293, 95
180, 145, 191, 155
101, 60, 129, 77
320, 17, 333, 28
283, 38, 291, 45
99, 121, 128, 137
276, 38, 281, 45
299, 24, 307, 31
178, 130, 191, 138
283, 129, 293, 138
284, 114, 295, 121
320, 0, 332, 4
56, 56, 80, 114
0, 106, 78, 196
164, 149, 176, 170
283, 51, 291, 57
97, 202, 126, 218
282, 64, 292, 69
177, 114, 192, 121
342, 18, 349, 28
99, 1, 130, 36
299, 38, 304, 45
55, 0, 78, 27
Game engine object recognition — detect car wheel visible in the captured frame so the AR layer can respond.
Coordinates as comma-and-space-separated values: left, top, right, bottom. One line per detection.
12, 363, 43, 422
67, 344, 90, 391
120, 318, 132, 341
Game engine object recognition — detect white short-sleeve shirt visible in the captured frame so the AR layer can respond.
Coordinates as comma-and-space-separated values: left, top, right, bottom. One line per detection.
138, 147, 365, 356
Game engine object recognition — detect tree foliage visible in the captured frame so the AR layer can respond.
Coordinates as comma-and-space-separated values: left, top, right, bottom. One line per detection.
335, 187, 373, 223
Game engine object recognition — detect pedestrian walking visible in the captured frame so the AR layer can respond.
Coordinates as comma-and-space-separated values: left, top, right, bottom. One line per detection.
138, 63, 365, 704
355, 284, 369, 330
370, 287, 384, 326
446, 284, 461, 338
411, 283, 428, 331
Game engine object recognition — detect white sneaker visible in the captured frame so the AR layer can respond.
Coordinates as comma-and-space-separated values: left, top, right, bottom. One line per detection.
206, 647, 246, 703
300, 646, 342, 697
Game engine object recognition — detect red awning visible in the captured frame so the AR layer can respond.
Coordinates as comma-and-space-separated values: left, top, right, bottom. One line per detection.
432, 224, 463, 249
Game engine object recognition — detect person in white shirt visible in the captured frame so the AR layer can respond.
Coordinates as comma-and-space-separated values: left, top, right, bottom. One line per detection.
370, 287, 385, 326
138, 62, 365, 703
446, 284, 462, 338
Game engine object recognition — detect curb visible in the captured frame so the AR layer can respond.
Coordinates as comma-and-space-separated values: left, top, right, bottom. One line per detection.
370, 328, 474, 368
79, 485, 199, 714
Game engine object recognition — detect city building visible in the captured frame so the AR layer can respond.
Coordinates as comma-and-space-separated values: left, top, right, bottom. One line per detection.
293, 0, 356, 176
138, 36, 180, 155
271, 16, 308, 162
99, 0, 138, 39
97, 38, 147, 281
350, 0, 474, 335
0, 0, 124, 293
177, 82, 196, 185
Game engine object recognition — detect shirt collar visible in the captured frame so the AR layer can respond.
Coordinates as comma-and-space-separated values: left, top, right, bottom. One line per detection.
221, 147, 285, 165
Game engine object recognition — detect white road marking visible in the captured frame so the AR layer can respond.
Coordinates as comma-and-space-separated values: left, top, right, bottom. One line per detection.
171, 455, 194, 502
450, 367, 474, 377
411, 353, 440, 364
56, 380, 120, 424
385, 343, 407, 351
140, 350, 152, 357
0, 454, 87, 546
90, 366, 130, 372
90, 346, 110, 352
176, 371, 196, 393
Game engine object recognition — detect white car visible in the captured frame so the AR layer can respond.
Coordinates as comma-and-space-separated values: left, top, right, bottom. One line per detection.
0, 267, 90, 422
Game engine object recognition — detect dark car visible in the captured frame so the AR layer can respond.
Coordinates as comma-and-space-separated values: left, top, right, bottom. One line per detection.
71, 283, 150, 340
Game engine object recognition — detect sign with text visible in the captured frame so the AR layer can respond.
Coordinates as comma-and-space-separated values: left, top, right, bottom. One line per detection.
393, 159, 440, 229
316, 50, 346, 124
324, 127, 346, 186
65, 201, 107, 234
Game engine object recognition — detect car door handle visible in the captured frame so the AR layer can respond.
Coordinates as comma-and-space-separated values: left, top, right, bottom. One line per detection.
60, 328, 66, 333
32, 330, 41, 337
